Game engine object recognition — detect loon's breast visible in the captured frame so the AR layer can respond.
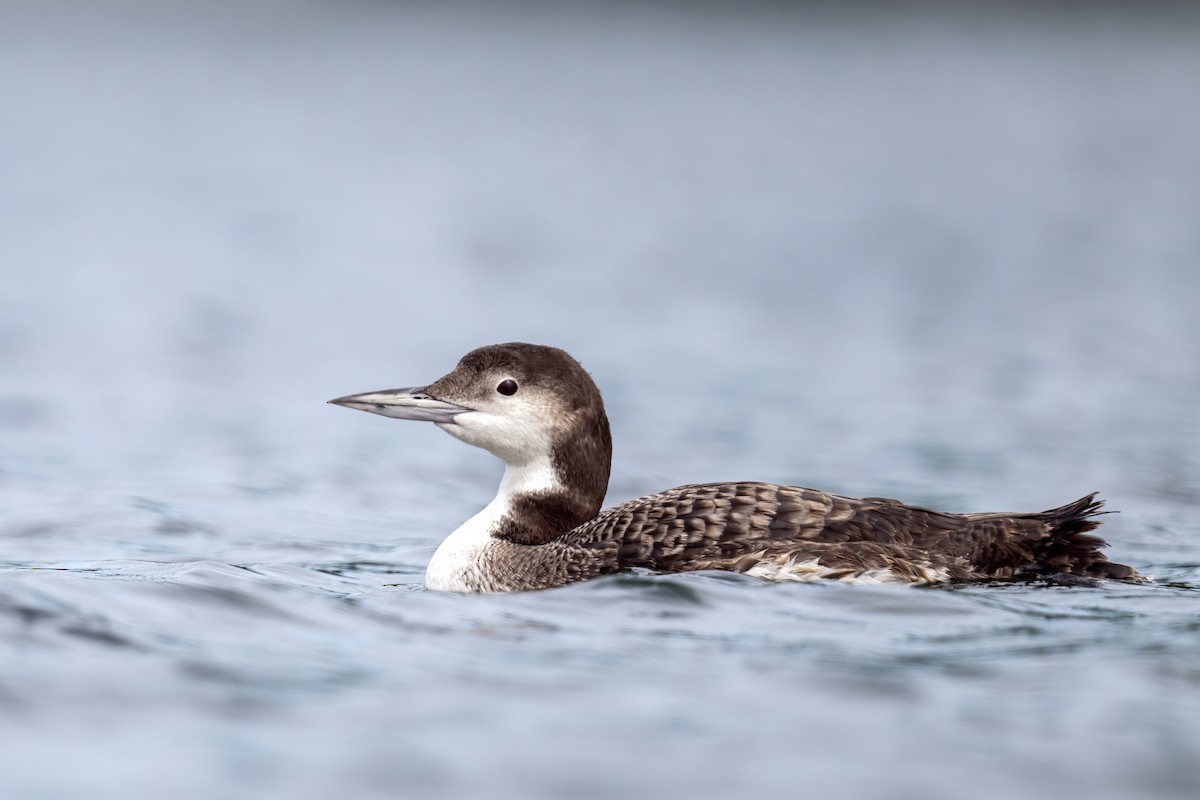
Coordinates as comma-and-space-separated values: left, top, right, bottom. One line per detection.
424, 497, 504, 593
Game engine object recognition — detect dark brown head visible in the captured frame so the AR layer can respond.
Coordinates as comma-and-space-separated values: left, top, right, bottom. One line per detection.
329, 343, 613, 531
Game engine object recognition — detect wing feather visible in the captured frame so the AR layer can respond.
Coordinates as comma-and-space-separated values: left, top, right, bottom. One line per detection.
559, 482, 1082, 582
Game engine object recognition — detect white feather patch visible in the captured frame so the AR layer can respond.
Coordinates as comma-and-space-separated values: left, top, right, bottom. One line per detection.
744, 558, 951, 586
424, 454, 560, 592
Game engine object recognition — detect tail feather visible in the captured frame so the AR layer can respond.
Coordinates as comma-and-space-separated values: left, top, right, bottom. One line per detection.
1029, 493, 1137, 579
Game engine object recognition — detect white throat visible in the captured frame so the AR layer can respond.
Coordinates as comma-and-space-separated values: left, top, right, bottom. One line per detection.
424, 454, 561, 592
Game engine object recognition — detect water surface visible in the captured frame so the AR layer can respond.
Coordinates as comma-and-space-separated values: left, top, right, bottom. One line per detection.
2, 3, 1199, 798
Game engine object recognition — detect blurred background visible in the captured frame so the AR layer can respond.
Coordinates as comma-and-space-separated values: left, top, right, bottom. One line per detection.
2, 1, 1199, 799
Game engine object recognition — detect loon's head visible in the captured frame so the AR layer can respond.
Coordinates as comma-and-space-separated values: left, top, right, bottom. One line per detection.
330, 344, 612, 500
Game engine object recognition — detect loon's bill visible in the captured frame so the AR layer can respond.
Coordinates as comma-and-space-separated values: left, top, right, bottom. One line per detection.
330, 342, 1139, 593
329, 388, 471, 423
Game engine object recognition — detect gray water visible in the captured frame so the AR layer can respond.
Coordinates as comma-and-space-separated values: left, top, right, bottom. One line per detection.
2, 2, 1200, 798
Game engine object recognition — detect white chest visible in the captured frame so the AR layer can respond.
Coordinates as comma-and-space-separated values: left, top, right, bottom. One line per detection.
424, 499, 504, 592
423, 456, 562, 593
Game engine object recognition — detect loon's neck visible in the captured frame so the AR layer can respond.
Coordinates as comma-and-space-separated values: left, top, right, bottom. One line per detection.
424, 409, 612, 591
425, 457, 609, 592
425, 459, 577, 590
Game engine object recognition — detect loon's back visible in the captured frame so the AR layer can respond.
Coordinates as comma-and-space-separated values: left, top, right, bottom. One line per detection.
558, 483, 1132, 586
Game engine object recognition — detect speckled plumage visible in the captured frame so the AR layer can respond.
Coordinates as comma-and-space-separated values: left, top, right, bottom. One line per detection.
330, 343, 1138, 593
447, 483, 1129, 592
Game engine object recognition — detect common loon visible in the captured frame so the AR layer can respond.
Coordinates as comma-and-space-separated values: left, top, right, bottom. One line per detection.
330, 342, 1137, 593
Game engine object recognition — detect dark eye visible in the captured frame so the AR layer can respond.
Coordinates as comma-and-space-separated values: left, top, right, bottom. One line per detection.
497, 379, 518, 396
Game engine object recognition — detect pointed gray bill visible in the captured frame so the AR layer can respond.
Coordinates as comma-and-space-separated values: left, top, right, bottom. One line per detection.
327, 387, 471, 423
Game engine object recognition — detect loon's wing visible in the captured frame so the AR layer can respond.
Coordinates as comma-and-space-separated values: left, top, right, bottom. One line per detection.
559, 483, 1131, 583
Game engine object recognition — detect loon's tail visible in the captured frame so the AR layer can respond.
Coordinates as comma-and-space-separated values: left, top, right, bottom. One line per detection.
1029, 493, 1137, 579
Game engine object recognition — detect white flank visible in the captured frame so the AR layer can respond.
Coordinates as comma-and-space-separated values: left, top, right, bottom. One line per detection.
744, 558, 951, 586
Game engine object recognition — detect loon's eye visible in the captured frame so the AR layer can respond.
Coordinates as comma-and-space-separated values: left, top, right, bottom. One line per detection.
497, 379, 518, 396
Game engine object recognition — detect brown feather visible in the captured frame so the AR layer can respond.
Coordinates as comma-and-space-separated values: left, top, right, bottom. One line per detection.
556, 483, 1131, 583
